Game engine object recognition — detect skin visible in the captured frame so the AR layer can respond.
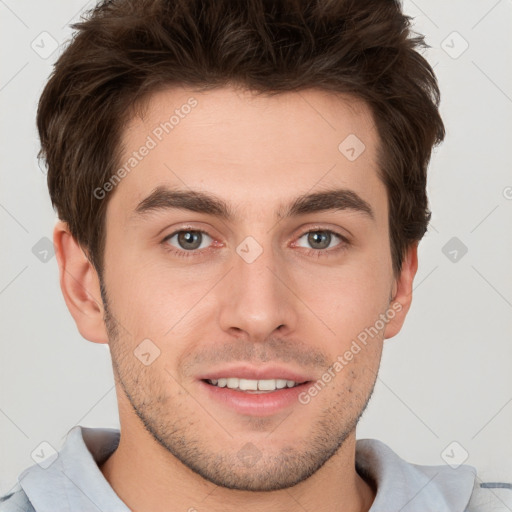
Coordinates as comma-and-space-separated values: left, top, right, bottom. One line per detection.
54, 85, 418, 512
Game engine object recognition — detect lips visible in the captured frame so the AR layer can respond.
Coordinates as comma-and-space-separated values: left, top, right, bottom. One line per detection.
196, 363, 315, 417
195, 365, 314, 416
196, 365, 313, 383
199, 379, 311, 415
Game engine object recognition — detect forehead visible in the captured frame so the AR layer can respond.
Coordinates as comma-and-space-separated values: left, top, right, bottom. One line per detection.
107, 85, 387, 225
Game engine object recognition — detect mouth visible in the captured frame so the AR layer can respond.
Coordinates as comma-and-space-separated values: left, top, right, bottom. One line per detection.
196, 364, 315, 416
202, 377, 308, 394
197, 369, 313, 416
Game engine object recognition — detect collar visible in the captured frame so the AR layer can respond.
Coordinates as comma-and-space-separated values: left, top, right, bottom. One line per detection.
356, 438, 476, 511
18, 426, 476, 512
19, 425, 129, 512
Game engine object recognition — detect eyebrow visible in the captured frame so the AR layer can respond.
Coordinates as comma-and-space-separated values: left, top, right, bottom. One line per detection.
132, 185, 374, 222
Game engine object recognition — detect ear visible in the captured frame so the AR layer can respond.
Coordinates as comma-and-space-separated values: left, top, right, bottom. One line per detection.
383, 242, 419, 340
53, 220, 109, 344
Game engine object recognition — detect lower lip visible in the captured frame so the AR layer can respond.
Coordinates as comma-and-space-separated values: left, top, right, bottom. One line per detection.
199, 380, 311, 416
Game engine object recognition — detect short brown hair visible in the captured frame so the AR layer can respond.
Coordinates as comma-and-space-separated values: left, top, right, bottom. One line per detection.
37, 0, 444, 279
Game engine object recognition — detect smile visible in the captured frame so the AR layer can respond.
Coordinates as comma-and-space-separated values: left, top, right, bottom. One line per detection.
205, 377, 305, 393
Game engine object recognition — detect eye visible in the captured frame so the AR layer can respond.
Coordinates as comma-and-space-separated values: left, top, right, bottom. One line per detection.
161, 227, 349, 260
295, 229, 348, 256
163, 229, 213, 254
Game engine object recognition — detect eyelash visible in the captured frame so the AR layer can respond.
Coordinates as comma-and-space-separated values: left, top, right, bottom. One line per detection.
161, 227, 350, 260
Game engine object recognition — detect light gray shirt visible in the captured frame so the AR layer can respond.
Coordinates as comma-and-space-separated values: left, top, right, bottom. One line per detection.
1, 425, 510, 511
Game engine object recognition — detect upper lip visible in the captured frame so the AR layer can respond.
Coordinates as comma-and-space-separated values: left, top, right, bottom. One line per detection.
197, 365, 313, 383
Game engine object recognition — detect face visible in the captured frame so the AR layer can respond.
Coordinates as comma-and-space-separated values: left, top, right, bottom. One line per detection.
100, 86, 399, 491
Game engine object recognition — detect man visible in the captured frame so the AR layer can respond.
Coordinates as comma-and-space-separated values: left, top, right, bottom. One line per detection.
1, 0, 509, 510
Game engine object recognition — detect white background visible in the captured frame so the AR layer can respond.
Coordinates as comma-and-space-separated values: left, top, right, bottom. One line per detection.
1, 0, 511, 496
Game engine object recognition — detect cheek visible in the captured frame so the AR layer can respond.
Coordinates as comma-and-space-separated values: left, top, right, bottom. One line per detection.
107, 254, 212, 347
104, 255, 164, 339
299, 256, 392, 340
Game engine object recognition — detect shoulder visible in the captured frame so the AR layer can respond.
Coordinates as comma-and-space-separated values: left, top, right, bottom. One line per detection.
0, 485, 35, 512
466, 479, 512, 511
356, 438, 512, 511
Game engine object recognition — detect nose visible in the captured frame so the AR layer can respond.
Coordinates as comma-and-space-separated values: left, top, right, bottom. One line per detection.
217, 238, 299, 342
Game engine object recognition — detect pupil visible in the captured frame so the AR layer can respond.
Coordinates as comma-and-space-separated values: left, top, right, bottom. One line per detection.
309, 231, 329, 249
178, 231, 201, 250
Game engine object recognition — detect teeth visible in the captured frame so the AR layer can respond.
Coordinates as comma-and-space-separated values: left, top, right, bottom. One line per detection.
276, 379, 287, 389
207, 378, 301, 391
239, 379, 258, 391
226, 377, 239, 389
258, 379, 277, 391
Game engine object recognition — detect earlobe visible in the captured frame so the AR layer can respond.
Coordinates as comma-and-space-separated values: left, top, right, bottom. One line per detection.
384, 242, 419, 340
53, 220, 109, 344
